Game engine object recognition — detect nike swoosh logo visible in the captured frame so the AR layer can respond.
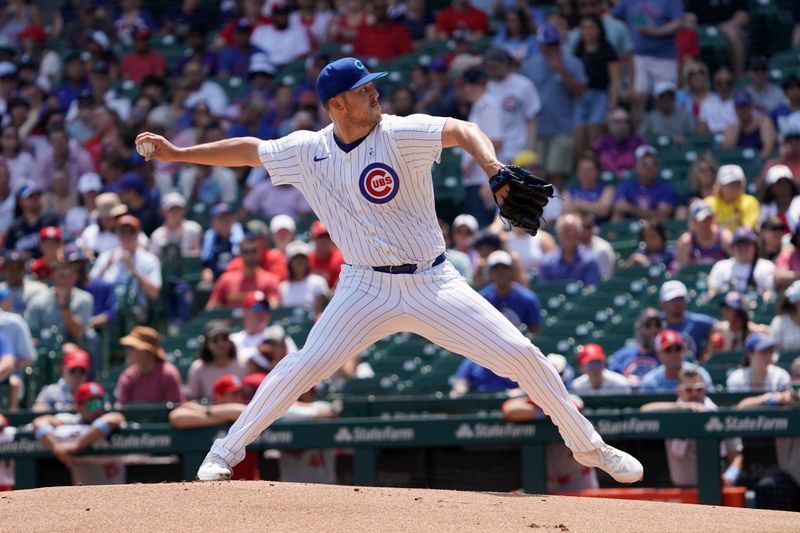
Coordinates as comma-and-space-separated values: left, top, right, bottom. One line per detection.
313, 155, 328, 162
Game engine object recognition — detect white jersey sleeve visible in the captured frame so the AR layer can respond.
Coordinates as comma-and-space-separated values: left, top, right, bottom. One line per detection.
258, 130, 319, 186
387, 114, 448, 174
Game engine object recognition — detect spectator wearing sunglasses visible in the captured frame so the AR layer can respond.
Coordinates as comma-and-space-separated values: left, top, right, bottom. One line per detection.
698, 66, 738, 134
115, 326, 183, 407
186, 321, 245, 401
676, 59, 712, 119
726, 333, 792, 393
639, 330, 712, 393
611, 145, 678, 222
32, 346, 90, 412
89, 215, 162, 315
570, 343, 631, 396
608, 307, 663, 386
24, 259, 93, 344
206, 233, 280, 310
705, 292, 770, 361
744, 57, 787, 116
32, 382, 126, 485
641, 367, 743, 488
759, 217, 785, 262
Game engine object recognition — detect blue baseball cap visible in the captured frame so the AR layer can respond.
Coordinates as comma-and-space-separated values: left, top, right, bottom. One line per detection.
114, 171, 148, 196
733, 90, 753, 107
316, 57, 387, 105
722, 291, 744, 311
744, 332, 776, 352
211, 203, 233, 218
537, 24, 561, 45
16, 182, 43, 199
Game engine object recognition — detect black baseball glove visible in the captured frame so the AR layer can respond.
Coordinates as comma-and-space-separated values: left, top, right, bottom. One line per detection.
489, 165, 554, 236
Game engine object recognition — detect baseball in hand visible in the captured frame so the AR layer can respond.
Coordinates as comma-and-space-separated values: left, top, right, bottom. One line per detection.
136, 142, 156, 157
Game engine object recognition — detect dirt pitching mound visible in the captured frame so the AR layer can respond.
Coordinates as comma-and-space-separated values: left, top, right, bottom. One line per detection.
2, 481, 797, 532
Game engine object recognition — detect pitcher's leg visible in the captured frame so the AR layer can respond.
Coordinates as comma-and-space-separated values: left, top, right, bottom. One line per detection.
209, 271, 405, 466
401, 271, 602, 452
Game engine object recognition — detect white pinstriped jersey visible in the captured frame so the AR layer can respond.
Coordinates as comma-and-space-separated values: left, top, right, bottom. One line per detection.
258, 114, 448, 267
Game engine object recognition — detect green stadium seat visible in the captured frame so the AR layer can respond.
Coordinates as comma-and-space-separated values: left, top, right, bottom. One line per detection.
214, 76, 249, 102
402, 371, 452, 394
685, 133, 717, 150
705, 350, 744, 369
698, 25, 728, 74
707, 366, 734, 387
341, 376, 396, 396
749, 0, 795, 57
714, 149, 763, 179
316, 42, 345, 58
598, 220, 640, 243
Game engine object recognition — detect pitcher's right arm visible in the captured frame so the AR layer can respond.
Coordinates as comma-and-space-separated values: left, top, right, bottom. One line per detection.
135, 132, 262, 168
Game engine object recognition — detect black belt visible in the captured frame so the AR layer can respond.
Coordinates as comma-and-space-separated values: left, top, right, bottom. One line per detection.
372, 253, 446, 274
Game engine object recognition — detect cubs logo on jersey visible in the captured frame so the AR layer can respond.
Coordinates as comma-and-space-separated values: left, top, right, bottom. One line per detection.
359, 162, 399, 204
502, 96, 520, 112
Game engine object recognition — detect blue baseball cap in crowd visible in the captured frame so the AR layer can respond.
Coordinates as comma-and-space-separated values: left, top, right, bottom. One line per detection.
241, 291, 270, 313
316, 57, 387, 105
744, 332, 776, 352
16, 182, 42, 199
64, 244, 88, 263
733, 90, 753, 107
211, 203, 233, 218
114, 171, 148, 196
722, 291, 744, 311
3, 250, 25, 263
537, 23, 561, 45
732, 226, 757, 244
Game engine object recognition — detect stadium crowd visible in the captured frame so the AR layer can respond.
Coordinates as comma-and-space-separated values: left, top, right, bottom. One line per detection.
0, 0, 798, 509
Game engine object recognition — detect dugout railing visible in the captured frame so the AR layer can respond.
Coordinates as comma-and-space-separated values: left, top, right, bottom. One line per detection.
1, 407, 799, 505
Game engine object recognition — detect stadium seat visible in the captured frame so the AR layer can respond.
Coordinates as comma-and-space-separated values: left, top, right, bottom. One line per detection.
749, 0, 795, 57
705, 350, 745, 368
698, 25, 728, 74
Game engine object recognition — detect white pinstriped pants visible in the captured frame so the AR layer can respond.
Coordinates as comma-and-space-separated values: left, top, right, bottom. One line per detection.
210, 262, 604, 466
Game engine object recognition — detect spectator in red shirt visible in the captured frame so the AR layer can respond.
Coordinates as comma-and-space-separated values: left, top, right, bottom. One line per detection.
225, 220, 287, 281
435, 0, 488, 39
206, 233, 281, 310
330, 0, 369, 43
121, 28, 166, 85
354, 0, 413, 61
215, 0, 271, 48
30, 226, 63, 282
115, 326, 183, 407
308, 221, 345, 290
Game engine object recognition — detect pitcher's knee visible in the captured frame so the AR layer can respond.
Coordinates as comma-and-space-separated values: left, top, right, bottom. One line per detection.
276, 346, 351, 384
492, 343, 548, 375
